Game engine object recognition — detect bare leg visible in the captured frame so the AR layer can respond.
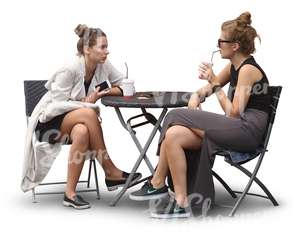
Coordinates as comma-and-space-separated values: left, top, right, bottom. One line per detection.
65, 124, 89, 199
150, 140, 169, 188
60, 108, 123, 179
150, 128, 204, 189
164, 125, 204, 207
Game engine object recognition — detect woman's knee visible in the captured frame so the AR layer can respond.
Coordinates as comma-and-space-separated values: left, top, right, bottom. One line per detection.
165, 125, 202, 149
70, 124, 89, 144
165, 125, 185, 142
78, 108, 99, 122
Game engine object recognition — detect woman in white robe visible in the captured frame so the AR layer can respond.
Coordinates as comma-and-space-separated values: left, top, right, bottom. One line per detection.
22, 24, 141, 209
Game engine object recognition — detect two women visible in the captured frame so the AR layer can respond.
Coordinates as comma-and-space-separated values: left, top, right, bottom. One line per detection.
22, 24, 141, 209
23, 12, 270, 217
130, 12, 270, 218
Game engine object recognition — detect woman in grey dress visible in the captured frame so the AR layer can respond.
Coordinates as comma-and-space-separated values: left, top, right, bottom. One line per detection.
130, 12, 270, 218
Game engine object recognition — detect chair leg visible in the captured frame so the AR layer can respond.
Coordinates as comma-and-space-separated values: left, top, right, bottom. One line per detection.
87, 160, 92, 188
32, 188, 37, 203
234, 164, 279, 206
29, 160, 100, 202
229, 162, 279, 217
92, 159, 100, 200
211, 170, 237, 199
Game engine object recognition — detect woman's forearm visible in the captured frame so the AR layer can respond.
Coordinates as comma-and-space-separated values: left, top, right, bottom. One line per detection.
105, 86, 122, 96
196, 84, 213, 100
215, 88, 233, 117
196, 74, 224, 98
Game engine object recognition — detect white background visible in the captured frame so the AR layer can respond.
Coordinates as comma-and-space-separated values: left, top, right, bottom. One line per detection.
0, 0, 299, 243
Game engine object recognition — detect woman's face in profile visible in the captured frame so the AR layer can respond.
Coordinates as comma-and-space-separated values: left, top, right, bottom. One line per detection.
219, 31, 234, 59
88, 36, 109, 64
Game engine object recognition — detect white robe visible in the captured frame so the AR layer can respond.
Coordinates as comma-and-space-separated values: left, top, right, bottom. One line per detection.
21, 56, 124, 192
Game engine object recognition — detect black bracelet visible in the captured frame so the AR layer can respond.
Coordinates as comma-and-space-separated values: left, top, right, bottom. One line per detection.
212, 85, 222, 93
199, 96, 206, 103
194, 92, 206, 103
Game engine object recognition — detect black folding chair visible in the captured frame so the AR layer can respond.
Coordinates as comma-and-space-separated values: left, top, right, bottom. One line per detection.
212, 86, 282, 216
24, 80, 100, 202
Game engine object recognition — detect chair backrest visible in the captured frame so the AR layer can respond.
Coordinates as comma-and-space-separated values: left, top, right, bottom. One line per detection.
24, 80, 48, 117
261, 86, 282, 149
267, 86, 282, 125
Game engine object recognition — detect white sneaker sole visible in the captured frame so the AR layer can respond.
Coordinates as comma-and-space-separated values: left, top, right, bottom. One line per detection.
129, 191, 169, 201
63, 201, 91, 210
150, 212, 191, 219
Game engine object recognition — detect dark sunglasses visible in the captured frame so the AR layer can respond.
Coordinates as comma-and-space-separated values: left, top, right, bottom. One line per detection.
217, 39, 234, 47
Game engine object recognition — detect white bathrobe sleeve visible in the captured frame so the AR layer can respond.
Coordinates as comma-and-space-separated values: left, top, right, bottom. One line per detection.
49, 69, 74, 101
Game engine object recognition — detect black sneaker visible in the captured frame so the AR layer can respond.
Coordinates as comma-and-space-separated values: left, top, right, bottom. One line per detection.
129, 181, 169, 201
150, 198, 191, 219
63, 194, 90, 210
105, 171, 142, 191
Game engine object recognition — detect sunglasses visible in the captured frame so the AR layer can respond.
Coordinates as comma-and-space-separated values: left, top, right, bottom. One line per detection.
217, 39, 235, 47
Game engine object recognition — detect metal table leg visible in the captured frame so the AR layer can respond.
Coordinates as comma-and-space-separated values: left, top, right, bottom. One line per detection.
110, 107, 168, 206
114, 107, 164, 173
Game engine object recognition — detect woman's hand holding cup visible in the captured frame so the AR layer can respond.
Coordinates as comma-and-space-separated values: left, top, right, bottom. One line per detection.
198, 62, 214, 83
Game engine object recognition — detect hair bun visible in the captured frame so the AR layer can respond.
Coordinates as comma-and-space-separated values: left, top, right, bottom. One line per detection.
74, 24, 88, 38
237, 11, 252, 26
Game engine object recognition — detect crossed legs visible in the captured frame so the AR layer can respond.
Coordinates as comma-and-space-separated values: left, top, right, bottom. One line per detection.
59, 108, 123, 199
150, 125, 204, 207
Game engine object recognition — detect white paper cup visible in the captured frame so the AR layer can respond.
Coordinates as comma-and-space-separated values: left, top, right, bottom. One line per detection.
122, 79, 135, 98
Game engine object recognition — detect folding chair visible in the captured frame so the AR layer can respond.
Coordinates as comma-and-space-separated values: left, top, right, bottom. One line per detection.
24, 80, 100, 202
212, 85, 282, 216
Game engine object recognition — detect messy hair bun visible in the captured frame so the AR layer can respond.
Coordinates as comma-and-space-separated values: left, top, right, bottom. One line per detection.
236, 11, 252, 26
74, 24, 106, 56
74, 24, 88, 38
221, 11, 259, 55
